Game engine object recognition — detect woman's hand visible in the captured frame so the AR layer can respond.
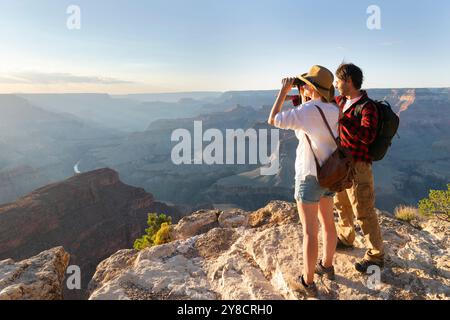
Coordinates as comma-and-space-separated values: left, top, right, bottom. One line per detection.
281, 77, 296, 93
268, 77, 295, 126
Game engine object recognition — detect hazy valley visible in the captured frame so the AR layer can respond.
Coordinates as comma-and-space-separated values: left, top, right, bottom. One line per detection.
1, 88, 448, 213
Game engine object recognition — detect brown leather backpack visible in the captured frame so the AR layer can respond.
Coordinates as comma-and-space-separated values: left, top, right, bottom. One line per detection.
305, 105, 355, 193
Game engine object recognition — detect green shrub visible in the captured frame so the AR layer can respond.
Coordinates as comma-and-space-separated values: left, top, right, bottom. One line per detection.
394, 205, 418, 222
418, 184, 450, 221
154, 222, 173, 245
133, 213, 172, 250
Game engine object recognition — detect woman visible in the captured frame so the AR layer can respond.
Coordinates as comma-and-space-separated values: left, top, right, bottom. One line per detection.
267, 65, 339, 297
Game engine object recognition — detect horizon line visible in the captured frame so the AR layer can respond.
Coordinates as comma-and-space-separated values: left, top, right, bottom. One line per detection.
1, 85, 449, 96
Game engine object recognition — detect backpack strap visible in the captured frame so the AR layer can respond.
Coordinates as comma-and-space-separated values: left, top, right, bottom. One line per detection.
304, 134, 321, 171
353, 98, 372, 117
353, 99, 383, 134
314, 105, 339, 148
304, 105, 339, 171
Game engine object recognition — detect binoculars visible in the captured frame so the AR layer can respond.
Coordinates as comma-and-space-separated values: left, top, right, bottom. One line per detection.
292, 78, 306, 87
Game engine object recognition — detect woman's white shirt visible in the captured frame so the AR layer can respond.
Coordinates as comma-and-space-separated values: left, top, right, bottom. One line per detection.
273, 99, 339, 182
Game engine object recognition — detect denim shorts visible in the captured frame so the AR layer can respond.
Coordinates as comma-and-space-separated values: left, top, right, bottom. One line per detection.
294, 175, 336, 204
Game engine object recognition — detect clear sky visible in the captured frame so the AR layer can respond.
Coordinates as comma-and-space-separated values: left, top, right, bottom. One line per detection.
0, 0, 449, 93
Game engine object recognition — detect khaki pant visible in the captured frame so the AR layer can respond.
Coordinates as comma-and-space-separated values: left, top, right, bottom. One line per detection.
334, 161, 384, 263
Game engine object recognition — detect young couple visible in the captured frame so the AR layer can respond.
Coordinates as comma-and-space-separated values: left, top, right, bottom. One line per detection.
268, 63, 384, 297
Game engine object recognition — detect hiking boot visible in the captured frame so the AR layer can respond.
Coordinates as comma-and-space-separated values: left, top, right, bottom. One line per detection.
355, 259, 384, 273
315, 260, 335, 280
297, 274, 318, 298
336, 237, 353, 250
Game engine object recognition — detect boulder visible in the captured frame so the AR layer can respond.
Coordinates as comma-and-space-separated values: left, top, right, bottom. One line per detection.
0, 247, 69, 300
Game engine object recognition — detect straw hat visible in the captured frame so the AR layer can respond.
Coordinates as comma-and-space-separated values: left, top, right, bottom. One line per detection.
295, 65, 335, 102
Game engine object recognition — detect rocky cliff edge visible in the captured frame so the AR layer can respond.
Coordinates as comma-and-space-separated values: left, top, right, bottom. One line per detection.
88, 201, 449, 300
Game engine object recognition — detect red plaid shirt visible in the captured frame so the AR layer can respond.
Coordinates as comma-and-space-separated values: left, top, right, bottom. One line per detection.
290, 90, 378, 163
335, 90, 378, 163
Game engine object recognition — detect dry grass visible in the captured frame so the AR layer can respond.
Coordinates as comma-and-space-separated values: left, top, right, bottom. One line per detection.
394, 205, 419, 222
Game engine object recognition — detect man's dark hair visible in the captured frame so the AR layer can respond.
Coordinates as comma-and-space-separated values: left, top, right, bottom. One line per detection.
336, 63, 364, 90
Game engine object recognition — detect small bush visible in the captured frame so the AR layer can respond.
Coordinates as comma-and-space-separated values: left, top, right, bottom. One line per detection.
418, 184, 450, 222
134, 213, 172, 250
153, 222, 173, 246
394, 205, 418, 222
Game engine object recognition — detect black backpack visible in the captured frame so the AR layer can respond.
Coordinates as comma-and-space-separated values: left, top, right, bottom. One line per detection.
354, 99, 400, 161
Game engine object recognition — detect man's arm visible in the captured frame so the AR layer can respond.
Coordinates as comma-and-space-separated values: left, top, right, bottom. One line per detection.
285, 95, 302, 106
268, 77, 295, 126
285, 95, 295, 101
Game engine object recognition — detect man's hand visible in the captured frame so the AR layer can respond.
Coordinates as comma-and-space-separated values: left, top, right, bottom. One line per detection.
285, 95, 295, 101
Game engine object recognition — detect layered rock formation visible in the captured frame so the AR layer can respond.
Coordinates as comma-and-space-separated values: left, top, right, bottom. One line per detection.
89, 201, 449, 300
68, 88, 450, 213
0, 247, 69, 300
3, 89, 450, 213
0, 168, 183, 299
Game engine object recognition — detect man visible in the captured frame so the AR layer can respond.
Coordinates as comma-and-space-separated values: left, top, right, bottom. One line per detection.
333, 63, 384, 272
